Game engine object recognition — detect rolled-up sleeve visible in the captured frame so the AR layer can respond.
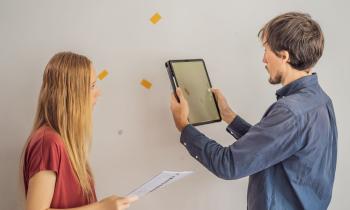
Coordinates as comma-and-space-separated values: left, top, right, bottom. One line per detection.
180, 103, 301, 180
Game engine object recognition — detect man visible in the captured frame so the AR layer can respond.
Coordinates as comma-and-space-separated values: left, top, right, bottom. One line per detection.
170, 12, 337, 210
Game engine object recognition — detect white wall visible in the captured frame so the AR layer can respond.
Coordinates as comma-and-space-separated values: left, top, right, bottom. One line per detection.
1, 0, 349, 209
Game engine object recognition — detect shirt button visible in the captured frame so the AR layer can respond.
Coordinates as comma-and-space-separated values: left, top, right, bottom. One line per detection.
195, 155, 199, 159
183, 142, 187, 146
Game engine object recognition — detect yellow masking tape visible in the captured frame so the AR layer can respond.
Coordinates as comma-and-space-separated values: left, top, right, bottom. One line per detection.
98, 70, 109, 80
140, 79, 152, 89
150, 12, 162, 24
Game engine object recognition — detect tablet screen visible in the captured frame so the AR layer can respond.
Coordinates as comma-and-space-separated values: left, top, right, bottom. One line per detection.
170, 60, 221, 125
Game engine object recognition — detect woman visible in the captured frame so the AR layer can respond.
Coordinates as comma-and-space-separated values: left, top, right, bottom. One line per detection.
21, 52, 137, 210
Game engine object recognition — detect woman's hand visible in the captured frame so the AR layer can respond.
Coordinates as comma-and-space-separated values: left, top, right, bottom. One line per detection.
98, 195, 138, 210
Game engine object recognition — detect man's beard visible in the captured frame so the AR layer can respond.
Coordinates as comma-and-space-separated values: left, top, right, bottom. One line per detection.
269, 74, 282, 84
266, 66, 282, 84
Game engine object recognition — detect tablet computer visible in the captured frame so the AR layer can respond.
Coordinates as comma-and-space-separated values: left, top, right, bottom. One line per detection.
165, 59, 221, 126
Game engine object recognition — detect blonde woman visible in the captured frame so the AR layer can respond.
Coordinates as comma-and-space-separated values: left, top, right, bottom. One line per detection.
21, 52, 137, 210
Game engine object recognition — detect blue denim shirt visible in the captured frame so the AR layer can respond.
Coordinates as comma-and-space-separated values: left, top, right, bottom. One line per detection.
180, 74, 337, 210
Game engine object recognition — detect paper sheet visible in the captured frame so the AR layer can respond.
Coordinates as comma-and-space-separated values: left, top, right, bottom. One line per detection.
127, 171, 193, 197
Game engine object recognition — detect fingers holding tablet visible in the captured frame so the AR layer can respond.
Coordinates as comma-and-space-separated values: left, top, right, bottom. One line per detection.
211, 88, 237, 124
166, 59, 222, 126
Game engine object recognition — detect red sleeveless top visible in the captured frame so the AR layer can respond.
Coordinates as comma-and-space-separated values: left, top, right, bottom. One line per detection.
23, 125, 97, 208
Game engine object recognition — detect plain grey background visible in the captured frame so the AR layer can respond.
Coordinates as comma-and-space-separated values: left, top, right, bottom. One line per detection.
1, 0, 349, 209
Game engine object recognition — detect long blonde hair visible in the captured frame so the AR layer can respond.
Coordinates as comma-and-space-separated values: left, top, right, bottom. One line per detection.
22, 52, 95, 201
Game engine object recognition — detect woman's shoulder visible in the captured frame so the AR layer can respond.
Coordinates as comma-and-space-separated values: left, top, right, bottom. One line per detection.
27, 125, 65, 152
24, 125, 65, 181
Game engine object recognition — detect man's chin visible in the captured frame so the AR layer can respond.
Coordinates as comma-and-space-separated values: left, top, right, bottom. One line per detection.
268, 77, 280, 85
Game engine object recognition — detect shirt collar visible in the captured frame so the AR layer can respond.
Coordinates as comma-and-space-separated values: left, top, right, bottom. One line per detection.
276, 73, 318, 99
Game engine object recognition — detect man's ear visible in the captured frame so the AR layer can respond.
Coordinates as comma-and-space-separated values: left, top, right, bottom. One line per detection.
279, 50, 290, 64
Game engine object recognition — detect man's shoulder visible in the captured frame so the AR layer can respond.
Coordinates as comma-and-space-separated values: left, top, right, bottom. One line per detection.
275, 87, 331, 117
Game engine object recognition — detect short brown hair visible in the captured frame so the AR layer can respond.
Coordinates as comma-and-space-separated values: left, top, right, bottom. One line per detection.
258, 12, 324, 70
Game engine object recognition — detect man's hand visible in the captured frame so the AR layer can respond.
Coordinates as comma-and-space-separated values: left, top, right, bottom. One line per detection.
211, 88, 237, 124
170, 88, 190, 132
